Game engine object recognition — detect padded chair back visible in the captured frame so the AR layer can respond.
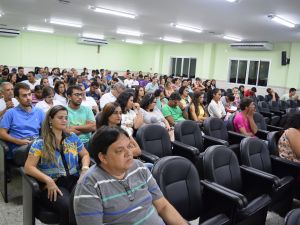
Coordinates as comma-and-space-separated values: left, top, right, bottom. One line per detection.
286, 107, 300, 114
240, 137, 272, 174
269, 101, 280, 111
279, 100, 290, 111
287, 100, 297, 108
136, 124, 172, 158
285, 209, 300, 225
253, 112, 267, 130
258, 101, 270, 113
203, 145, 242, 192
267, 131, 283, 156
226, 113, 236, 131
174, 120, 203, 152
257, 95, 265, 102
152, 156, 202, 221
203, 117, 228, 141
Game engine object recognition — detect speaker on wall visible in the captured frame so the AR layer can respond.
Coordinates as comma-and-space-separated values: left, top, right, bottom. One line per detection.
282, 51, 287, 65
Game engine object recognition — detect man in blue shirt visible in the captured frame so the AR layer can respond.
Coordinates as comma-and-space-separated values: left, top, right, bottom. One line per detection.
0, 83, 45, 159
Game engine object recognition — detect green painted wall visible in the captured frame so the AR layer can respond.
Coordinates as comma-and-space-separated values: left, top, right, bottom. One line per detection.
0, 32, 299, 88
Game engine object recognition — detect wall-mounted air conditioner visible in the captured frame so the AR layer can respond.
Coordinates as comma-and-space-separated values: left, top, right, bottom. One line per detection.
77, 37, 108, 46
0, 28, 21, 37
230, 42, 273, 51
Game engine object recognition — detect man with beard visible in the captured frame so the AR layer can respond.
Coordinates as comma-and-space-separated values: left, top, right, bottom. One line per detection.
0, 83, 45, 159
66, 85, 96, 147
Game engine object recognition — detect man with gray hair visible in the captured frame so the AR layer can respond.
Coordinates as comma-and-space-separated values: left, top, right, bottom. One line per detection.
99, 82, 125, 109
0, 82, 19, 119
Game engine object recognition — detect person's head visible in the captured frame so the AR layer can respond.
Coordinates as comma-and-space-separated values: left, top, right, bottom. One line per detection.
154, 88, 164, 99
90, 126, 132, 174
232, 87, 239, 95
266, 88, 272, 94
289, 88, 297, 96
168, 92, 181, 107
90, 81, 99, 93
192, 91, 205, 106
14, 83, 32, 107
159, 76, 165, 86
240, 97, 255, 112
42, 105, 69, 163
182, 79, 188, 87
140, 93, 156, 111
34, 85, 43, 99
211, 79, 216, 85
238, 85, 245, 92
40, 78, 49, 87
67, 85, 83, 106
151, 76, 158, 84
251, 87, 257, 94
54, 81, 66, 95
68, 77, 77, 86
96, 102, 122, 129
8, 73, 17, 84
0, 82, 14, 100
111, 82, 125, 97
18, 67, 24, 76
212, 88, 221, 101
116, 91, 134, 113
27, 71, 35, 83
42, 86, 55, 104
227, 94, 235, 103
284, 112, 300, 129
144, 75, 149, 81
179, 86, 189, 97
134, 85, 145, 100
205, 80, 211, 87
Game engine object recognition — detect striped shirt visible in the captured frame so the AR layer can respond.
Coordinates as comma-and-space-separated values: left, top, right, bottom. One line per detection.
74, 160, 165, 225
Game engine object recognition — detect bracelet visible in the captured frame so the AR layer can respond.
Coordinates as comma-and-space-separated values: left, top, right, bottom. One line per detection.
81, 166, 89, 171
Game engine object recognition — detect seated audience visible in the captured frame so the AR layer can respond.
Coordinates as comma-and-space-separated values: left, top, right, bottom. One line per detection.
145, 76, 159, 93
189, 91, 208, 123
164, 81, 174, 98
133, 85, 145, 105
211, 79, 217, 90
179, 86, 191, 109
0, 82, 19, 119
233, 97, 258, 137
65, 85, 96, 147
208, 88, 226, 119
96, 102, 141, 157
278, 112, 300, 163
8, 73, 17, 86
54, 81, 68, 106
100, 82, 125, 109
162, 92, 185, 126
220, 93, 237, 114
0, 83, 45, 159
124, 73, 139, 88
232, 87, 241, 108
154, 89, 168, 111
266, 88, 280, 102
192, 78, 205, 92
40, 77, 50, 88
35, 87, 60, 113
74, 126, 187, 225
16, 66, 27, 83
31, 85, 43, 106
79, 84, 99, 115
238, 85, 245, 99
116, 91, 143, 136
24, 105, 90, 225
86, 81, 101, 105
22, 71, 40, 91
281, 88, 299, 101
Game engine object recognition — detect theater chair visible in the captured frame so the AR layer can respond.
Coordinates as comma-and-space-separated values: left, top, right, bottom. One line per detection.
253, 112, 283, 133
152, 156, 232, 225
203, 145, 273, 225
257, 101, 281, 126
240, 137, 296, 216
136, 124, 200, 164
285, 209, 300, 225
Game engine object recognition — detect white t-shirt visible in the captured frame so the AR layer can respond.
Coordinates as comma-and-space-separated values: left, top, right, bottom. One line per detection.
100, 92, 116, 109
22, 80, 40, 91
121, 110, 137, 136
124, 79, 139, 88
140, 108, 165, 127
35, 100, 61, 113
0, 98, 19, 118
81, 97, 98, 111
208, 100, 226, 119
54, 94, 68, 106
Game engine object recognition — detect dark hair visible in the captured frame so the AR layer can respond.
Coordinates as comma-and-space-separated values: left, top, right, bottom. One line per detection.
238, 85, 245, 92
191, 91, 205, 116
289, 88, 296, 93
284, 112, 300, 129
227, 94, 235, 102
34, 85, 43, 92
96, 102, 121, 129
133, 85, 144, 103
169, 92, 181, 101
90, 126, 129, 164
68, 77, 77, 86
116, 91, 134, 113
154, 89, 162, 98
178, 86, 187, 95
42, 86, 55, 98
212, 88, 220, 96
140, 93, 156, 110
40, 77, 48, 86
18, 66, 24, 70
67, 85, 82, 96
251, 87, 257, 93
240, 97, 253, 110
54, 81, 65, 95
266, 88, 272, 94
14, 82, 30, 97
90, 81, 99, 88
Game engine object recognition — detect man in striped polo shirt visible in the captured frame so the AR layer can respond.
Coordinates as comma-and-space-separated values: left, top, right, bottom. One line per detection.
74, 126, 187, 225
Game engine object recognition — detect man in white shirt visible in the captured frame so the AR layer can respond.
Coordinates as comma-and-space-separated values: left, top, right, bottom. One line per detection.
22, 71, 40, 91
0, 82, 19, 119
100, 82, 125, 109
281, 88, 298, 101
124, 73, 139, 88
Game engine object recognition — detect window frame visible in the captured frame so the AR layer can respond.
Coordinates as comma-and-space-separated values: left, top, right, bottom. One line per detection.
169, 56, 197, 78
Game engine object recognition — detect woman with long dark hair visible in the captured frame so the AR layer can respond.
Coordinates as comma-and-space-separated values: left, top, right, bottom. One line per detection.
54, 81, 67, 106
189, 91, 208, 122
133, 85, 145, 104
24, 105, 90, 225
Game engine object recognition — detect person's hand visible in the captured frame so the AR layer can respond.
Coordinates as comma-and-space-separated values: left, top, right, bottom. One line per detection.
5, 101, 14, 109
45, 178, 63, 202
16, 139, 32, 146
65, 126, 80, 135
247, 108, 255, 118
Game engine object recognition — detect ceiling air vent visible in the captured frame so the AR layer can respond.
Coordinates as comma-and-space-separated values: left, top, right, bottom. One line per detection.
78, 37, 108, 46
0, 28, 20, 37
230, 42, 273, 51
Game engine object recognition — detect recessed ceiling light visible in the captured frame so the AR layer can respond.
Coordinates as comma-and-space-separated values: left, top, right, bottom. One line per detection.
171, 23, 202, 33
223, 35, 242, 42
116, 29, 142, 37
160, 36, 183, 43
89, 6, 136, 19
268, 14, 296, 28
124, 39, 143, 45
81, 33, 104, 39
27, 26, 54, 33
49, 18, 82, 28
226, 0, 239, 3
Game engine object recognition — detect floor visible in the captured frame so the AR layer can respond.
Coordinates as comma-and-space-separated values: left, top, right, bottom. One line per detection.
0, 171, 290, 225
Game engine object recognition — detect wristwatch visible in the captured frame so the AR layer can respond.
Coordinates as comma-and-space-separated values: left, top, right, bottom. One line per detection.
81, 166, 89, 171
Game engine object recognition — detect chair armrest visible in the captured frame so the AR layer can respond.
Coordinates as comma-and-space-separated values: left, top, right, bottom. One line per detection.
172, 140, 199, 163
270, 155, 300, 178
139, 150, 160, 164
227, 131, 247, 144
260, 111, 274, 118
0, 140, 9, 153
270, 110, 285, 117
21, 169, 40, 194
266, 125, 284, 131
201, 180, 248, 208
200, 214, 230, 225
255, 129, 269, 140
202, 134, 229, 148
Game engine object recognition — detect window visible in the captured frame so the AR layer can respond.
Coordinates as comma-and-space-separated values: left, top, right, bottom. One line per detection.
228, 59, 270, 86
170, 57, 197, 78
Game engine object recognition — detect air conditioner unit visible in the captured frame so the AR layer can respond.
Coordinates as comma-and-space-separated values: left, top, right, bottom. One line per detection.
77, 37, 108, 46
0, 28, 20, 37
230, 42, 273, 51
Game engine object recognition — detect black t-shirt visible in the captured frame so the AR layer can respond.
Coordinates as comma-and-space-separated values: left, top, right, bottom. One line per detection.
16, 74, 27, 83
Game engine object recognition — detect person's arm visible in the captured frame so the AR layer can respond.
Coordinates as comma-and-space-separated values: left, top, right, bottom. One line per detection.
286, 129, 300, 159
72, 121, 96, 133
271, 91, 276, 102
133, 111, 144, 130
0, 128, 32, 145
153, 197, 188, 225
162, 106, 175, 126
189, 104, 198, 121
237, 127, 253, 137
247, 108, 258, 135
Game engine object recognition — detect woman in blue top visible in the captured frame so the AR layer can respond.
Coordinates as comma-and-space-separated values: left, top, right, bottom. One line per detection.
24, 105, 90, 225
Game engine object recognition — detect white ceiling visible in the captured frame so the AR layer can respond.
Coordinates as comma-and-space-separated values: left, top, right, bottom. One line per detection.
0, 0, 300, 43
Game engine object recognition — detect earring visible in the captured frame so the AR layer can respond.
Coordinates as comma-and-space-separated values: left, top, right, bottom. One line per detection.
49, 122, 52, 129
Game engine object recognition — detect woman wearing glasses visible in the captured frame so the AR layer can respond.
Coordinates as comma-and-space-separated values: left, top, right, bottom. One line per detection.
35, 87, 61, 113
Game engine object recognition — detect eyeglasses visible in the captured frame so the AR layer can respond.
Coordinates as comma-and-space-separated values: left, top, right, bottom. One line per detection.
72, 93, 83, 97
119, 181, 134, 201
